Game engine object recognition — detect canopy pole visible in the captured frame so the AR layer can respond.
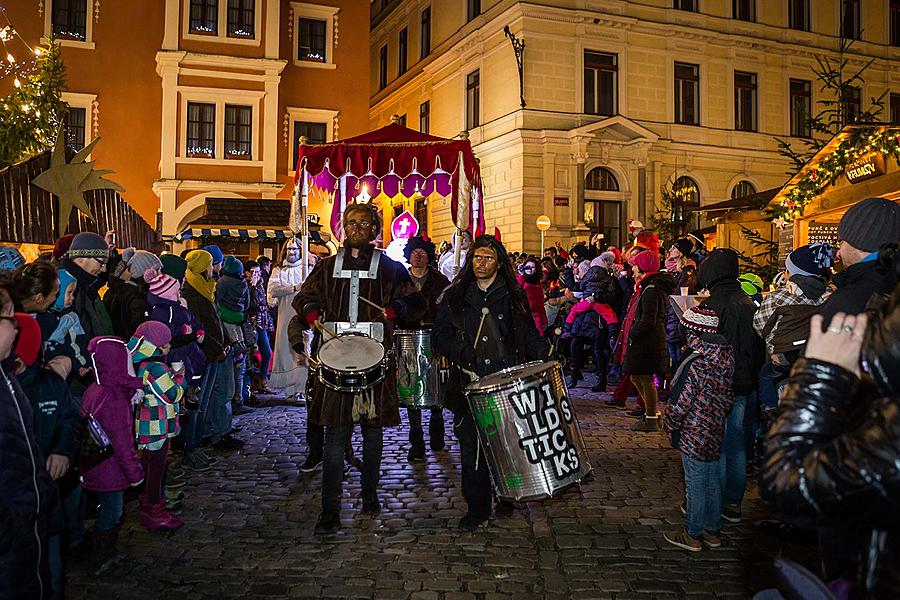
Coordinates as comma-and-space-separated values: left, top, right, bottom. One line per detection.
300, 167, 310, 281
452, 228, 463, 280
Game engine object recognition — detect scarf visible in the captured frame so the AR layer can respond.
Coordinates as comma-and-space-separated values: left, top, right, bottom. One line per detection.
185, 269, 216, 302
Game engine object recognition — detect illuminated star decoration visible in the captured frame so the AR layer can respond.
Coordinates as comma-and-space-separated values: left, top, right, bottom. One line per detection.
31, 123, 125, 235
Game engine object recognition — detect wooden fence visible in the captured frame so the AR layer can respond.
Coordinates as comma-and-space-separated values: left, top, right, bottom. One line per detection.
0, 152, 158, 249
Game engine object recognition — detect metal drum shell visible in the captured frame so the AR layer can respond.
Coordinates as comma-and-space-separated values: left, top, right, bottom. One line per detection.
393, 329, 447, 408
464, 361, 593, 502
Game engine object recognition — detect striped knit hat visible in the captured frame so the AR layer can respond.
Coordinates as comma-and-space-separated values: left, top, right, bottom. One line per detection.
680, 306, 719, 334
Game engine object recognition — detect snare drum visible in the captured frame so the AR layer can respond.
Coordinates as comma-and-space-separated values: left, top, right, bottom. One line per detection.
393, 329, 448, 408
464, 361, 592, 501
316, 333, 388, 393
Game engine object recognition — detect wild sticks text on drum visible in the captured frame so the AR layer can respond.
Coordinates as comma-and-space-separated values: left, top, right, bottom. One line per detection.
508, 382, 581, 479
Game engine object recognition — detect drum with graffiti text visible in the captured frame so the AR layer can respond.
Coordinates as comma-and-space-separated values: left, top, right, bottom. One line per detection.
464, 361, 592, 501
393, 329, 448, 408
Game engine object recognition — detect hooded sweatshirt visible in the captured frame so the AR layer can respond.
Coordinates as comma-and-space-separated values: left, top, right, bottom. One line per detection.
127, 334, 184, 451
80, 336, 144, 492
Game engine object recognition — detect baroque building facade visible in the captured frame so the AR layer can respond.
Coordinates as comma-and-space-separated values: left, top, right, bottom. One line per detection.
369, 0, 900, 251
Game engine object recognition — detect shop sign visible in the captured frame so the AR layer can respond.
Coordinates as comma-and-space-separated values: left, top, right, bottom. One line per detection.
808, 221, 839, 248
845, 153, 885, 184
553, 196, 569, 207
777, 227, 794, 268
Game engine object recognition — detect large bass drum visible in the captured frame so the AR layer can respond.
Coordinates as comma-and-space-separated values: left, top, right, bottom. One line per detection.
464, 361, 592, 501
316, 333, 388, 393
393, 329, 447, 408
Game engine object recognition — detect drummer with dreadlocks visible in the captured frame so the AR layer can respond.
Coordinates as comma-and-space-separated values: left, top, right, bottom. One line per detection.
432, 231, 548, 531
290, 202, 425, 535
396, 235, 451, 462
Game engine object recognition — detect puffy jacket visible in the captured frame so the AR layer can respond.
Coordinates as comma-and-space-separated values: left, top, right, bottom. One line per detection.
147, 293, 207, 383
562, 265, 622, 312
517, 274, 548, 335
565, 300, 617, 340
129, 335, 184, 451
663, 333, 735, 461
61, 258, 113, 342
0, 363, 53, 600
80, 337, 144, 493
819, 259, 897, 325
623, 272, 676, 375
761, 358, 900, 598
103, 276, 149, 340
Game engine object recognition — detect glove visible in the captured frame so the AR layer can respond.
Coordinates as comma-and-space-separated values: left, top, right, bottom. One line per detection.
305, 310, 321, 326
383, 306, 397, 321
182, 323, 192, 335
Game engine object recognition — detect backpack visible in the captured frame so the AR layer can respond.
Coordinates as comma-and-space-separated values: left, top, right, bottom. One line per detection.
762, 303, 822, 355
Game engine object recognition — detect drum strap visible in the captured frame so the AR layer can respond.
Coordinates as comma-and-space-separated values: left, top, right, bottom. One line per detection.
333, 249, 381, 326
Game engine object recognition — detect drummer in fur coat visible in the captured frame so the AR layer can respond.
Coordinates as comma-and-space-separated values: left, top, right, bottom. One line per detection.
432, 232, 548, 531
290, 203, 426, 535
396, 235, 450, 463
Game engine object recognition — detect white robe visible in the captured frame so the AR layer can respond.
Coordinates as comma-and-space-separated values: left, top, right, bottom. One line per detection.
267, 262, 307, 396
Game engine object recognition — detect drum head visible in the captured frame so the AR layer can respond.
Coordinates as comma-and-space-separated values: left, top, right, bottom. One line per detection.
466, 361, 557, 392
319, 335, 384, 371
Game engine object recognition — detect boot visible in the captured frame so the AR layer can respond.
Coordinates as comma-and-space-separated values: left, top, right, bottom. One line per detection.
567, 370, 583, 388
91, 528, 121, 576
139, 500, 184, 531
407, 430, 426, 463
429, 411, 446, 451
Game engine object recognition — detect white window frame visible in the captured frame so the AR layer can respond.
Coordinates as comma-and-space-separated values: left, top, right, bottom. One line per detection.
287, 106, 338, 174
292, 2, 339, 70
43, 0, 95, 50
178, 86, 265, 166
182, 0, 262, 47
61, 91, 96, 155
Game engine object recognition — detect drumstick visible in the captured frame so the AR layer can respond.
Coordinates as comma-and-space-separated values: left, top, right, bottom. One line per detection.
472, 307, 489, 351
358, 295, 384, 313
314, 321, 339, 341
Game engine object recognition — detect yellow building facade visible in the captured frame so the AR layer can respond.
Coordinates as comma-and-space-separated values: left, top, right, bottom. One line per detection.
369, 0, 900, 252
5, 0, 369, 255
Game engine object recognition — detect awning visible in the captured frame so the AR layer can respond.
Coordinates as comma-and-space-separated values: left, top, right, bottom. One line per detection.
173, 228, 290, 242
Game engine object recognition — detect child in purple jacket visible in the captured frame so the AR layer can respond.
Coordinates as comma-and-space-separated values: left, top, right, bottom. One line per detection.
80, 336, 145, 574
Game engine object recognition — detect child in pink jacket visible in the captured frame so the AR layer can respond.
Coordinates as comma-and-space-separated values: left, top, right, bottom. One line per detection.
80, 335, 144, 574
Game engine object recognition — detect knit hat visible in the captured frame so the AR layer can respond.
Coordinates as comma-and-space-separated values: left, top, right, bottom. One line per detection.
51, 268, 77, 313
133, 320, 172, 348
160, 253, 188, 282
739, 273, 764, 296
222, 255, 244, 276
0, 246, 25, 271
606, 246, 622, 264
202, 244, 224, 265
147, 273, 181, 303
786, 243, 835, 277
837, 197, 900, 252
679, 306, 719, 334
698, 248, 739, 289
52, 234, 76, 260
13, 313, 41, 367
67, 232, 108, 259
686, 230, 706, 250
122, 248, 163, 281
671, 238, 693, 258
186, 250, 213, 274
632, 250, 660, 274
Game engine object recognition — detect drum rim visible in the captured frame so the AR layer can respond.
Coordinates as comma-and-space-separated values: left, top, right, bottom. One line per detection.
463, 360, 558, 394
318, 333, 385, 371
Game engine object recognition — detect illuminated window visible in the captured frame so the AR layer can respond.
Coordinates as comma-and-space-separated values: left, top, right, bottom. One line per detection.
65, 107, 86, 151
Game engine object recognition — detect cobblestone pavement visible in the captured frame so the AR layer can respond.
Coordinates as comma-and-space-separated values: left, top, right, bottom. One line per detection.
69, 379, 818, 599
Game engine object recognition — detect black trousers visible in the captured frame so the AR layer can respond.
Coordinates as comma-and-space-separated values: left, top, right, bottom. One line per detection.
321, 423, 383, 514
453, 410, 492, 518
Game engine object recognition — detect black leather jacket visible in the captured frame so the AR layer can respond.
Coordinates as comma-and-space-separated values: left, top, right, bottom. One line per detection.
761, 358, 900, 598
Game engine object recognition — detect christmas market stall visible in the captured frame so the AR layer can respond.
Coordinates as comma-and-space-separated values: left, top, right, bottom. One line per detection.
768, 125, 900, 256
290, 117, 484, 277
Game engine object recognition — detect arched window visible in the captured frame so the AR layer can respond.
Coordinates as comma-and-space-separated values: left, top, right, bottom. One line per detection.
674, 176, 700, 207
730, 180, 757, 199
585, 167, 619, 191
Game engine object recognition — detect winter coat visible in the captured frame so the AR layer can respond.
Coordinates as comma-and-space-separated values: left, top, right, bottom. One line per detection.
623, 272, 676, 375
147, 293, 206, 383
61, 258, 113, 342
617, 272, 636, 320
130, 336, 184, 451
0, 363, 53, 600
565, 299, 617, 340
182, 277, 226, 362
613, 285, 641, 365
819, 259, 897, 325
291, 247, 426, 427
761, 358, 900, 599
103, 276, 149, 340
563, 266, 623, 313
663, 333, 735, 461
517, 274, 548, 335
17, 365, 79, 460
665, 267, 700, 345
216, 272, 249, 323
249, 281, 273, 333
432, 277, 548, 415
752, 276, 829, 355
80, 337, 144, 493
397, 266, 450, 329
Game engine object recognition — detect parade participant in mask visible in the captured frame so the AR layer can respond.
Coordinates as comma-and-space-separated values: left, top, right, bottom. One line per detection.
396, 235, 451, 463
432, 233, 548, 531
267, 237, 308, 398
290, 202, 425, 535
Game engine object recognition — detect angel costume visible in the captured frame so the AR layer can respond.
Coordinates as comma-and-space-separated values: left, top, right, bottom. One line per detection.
267, 238, 308, 396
